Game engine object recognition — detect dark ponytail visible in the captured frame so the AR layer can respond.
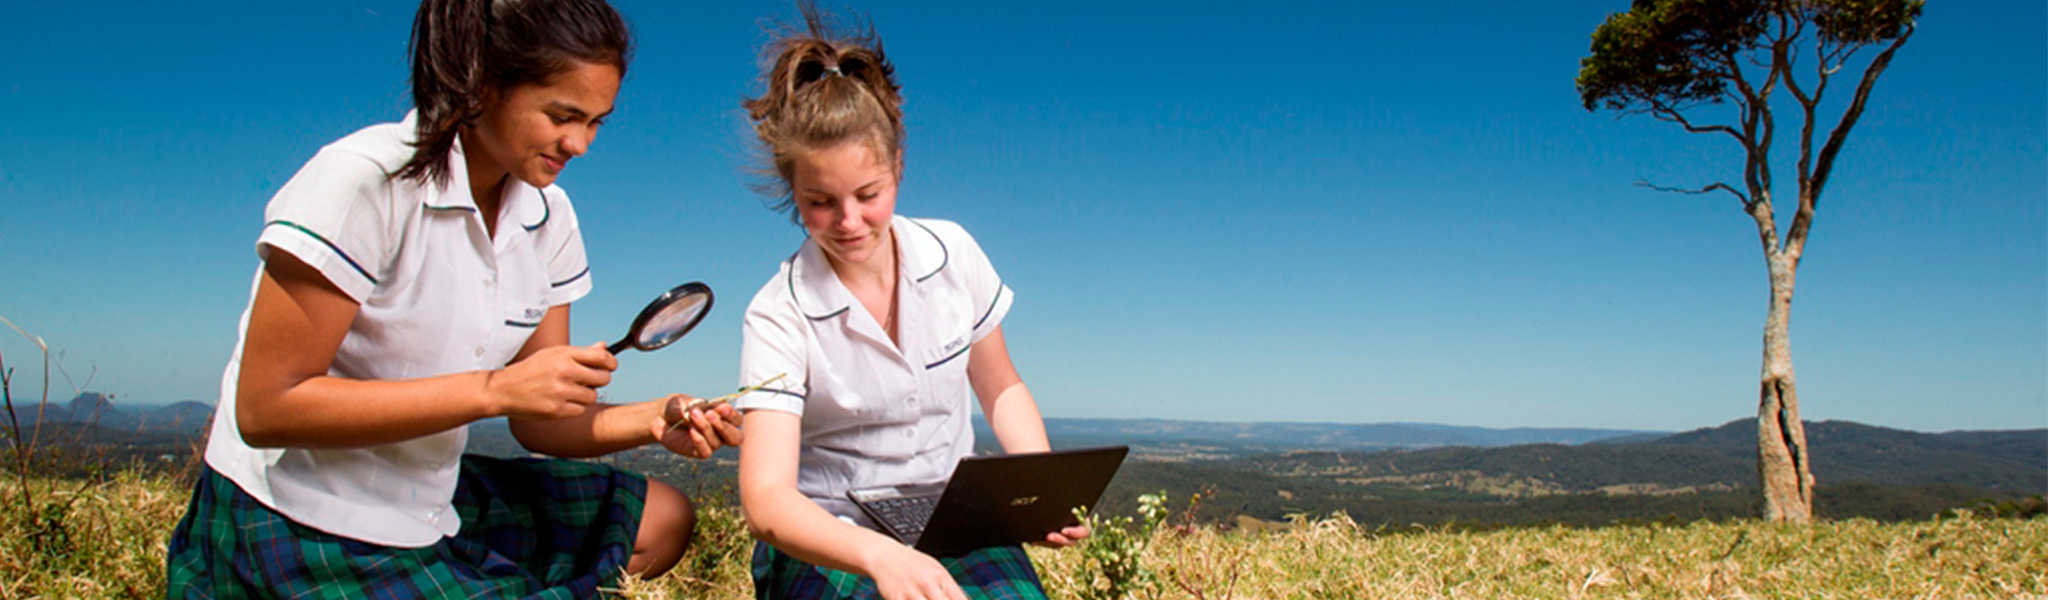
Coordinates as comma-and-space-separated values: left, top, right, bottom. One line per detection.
742, 1, 905, 219
397, 0, 632, 184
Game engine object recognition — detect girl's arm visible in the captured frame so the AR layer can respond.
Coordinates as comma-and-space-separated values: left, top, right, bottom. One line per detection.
506, 305, 741, 458
966, 325, 1049, 454
738, 410, 966, 599
965, 324, 1087, 547
235, 252, 613, 448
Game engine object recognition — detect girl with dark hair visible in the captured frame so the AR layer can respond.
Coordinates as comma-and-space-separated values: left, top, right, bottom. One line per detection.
162, 1, 741, 597
729, 5, 1086, 599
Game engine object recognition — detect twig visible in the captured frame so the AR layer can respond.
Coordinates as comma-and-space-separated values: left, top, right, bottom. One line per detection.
1716, 529, 1749, 561
1635, 180, 1752, 208
3, 362, 30, 512
0, 314, 50, 522
665, 373, 787, 433
52, 359, 94, 398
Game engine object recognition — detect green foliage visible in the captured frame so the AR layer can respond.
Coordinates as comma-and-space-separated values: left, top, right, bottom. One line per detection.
1577, 0, 1769, 110
672, 487, 755, 593
22, 496, 78, 562
1814, 0, 1924, 43
1576, 0, 1922, 111
1070, 492, 1168, 600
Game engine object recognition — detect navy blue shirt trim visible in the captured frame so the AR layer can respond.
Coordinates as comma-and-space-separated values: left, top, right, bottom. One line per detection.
265, 220, 378, 285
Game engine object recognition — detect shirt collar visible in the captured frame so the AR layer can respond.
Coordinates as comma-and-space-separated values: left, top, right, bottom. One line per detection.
788, 216, 950, 320
408, 110, 551, 232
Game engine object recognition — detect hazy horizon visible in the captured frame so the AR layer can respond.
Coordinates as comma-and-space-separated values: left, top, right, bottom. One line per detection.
22, 394, 2047, 436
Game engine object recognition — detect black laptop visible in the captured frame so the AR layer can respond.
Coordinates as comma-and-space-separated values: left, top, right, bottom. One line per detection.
847, 445, 1129, 557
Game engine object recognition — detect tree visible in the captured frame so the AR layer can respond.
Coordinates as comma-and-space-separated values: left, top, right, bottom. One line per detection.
1576, 0, 1921, 522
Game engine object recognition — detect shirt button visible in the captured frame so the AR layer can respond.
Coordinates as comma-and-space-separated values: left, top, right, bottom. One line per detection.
473, 346, 485, 357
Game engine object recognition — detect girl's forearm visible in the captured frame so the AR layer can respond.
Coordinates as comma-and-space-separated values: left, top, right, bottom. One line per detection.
237, 371, 495, 449
742, 485, 900, 574
508, 399, 661, 457
981, 381, 1051, 454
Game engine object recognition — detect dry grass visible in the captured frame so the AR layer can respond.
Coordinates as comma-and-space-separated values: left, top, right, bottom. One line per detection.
4, 473, 2043, 599
1021, 512, 2048, 599
3, 472, 189, 599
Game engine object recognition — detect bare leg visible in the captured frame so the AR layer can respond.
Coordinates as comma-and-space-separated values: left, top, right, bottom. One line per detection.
627, 479, 695, 577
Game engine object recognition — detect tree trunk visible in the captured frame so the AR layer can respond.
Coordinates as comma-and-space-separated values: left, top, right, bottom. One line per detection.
1757, 251, 1815, 522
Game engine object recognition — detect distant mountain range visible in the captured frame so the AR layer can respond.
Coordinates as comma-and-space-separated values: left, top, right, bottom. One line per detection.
1115, 418, 2045, 525
12, 393, 2043, 525
1018, 418, 1667, 456
1222, 419, 2046, 494
3, 393, 214, 432
12, 394, 2038, 472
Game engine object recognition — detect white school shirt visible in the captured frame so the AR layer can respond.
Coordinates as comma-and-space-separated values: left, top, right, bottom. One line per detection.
202, 111, 594, 547
733, 216, 1014, 526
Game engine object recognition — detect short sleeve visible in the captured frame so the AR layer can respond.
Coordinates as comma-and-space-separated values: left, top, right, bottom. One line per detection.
532, 187, 593, 306
255, 148, 399, 302
732, 276, 811, 416
939, 221, 1014, 343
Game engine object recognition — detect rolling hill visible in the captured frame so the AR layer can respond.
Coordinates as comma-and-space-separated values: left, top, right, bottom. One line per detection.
13, 395, 2040, 527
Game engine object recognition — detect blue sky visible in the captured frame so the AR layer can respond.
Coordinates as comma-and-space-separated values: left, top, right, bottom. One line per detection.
1, 1, 2041, 433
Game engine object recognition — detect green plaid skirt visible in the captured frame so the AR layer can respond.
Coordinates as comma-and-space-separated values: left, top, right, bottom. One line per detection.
164, 455, 647, 599
750, 541, 1047, 600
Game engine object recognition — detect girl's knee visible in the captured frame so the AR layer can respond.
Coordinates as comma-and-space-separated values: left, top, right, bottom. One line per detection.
631, 479, 695, 577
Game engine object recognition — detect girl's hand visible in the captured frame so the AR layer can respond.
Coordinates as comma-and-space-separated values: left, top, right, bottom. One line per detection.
1037, 524, 1090, 548
864, 544, 967, 600
653, 397, 743, 459
485, 342, 615, 419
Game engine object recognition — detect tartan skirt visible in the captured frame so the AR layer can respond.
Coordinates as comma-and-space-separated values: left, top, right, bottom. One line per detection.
164, 454, 647, 600
750, 541, 1047, 600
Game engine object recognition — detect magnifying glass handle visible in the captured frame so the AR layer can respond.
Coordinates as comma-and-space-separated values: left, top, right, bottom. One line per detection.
606, 339, 630, 355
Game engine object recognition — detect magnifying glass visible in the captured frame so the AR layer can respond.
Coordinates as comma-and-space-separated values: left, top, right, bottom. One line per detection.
608, 282, 714, 355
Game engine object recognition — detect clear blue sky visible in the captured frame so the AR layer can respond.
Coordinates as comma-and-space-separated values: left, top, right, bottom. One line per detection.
1, 1, 2041, 432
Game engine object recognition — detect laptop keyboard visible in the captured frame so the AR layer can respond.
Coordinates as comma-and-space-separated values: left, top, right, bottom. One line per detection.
866, 494, 940, 537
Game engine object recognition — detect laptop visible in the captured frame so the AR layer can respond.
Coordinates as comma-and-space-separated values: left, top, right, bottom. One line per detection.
847, 445, 1129, 557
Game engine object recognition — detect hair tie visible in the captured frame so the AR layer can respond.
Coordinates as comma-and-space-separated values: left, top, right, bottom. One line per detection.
823, 65, 843, 77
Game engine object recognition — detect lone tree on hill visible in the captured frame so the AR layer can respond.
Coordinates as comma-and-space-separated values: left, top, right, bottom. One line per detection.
1576, 0, 1921, 522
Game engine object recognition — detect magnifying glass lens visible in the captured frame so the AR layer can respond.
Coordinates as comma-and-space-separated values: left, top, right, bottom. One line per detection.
611, 282, 714, 355
638, 295, 707, 348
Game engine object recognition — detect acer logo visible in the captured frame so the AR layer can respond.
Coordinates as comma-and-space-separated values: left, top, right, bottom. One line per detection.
1009, 496, 1039, 507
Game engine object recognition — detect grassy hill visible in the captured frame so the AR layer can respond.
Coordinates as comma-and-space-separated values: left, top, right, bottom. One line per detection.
1106, 419, 2045, 526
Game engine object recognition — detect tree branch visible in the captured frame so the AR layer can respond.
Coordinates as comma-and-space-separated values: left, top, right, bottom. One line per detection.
1636, 180, 1752, 208
1793, 35, 1831, 222
1780, 19, 1813, 108
1750, 193, 1780, 261
1650, 104, 1742, 139
1824, 38, 1862, 75
1718, 51, 1775, 216
1648, 101, 1760, 171
1792, 24, 1915, 263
